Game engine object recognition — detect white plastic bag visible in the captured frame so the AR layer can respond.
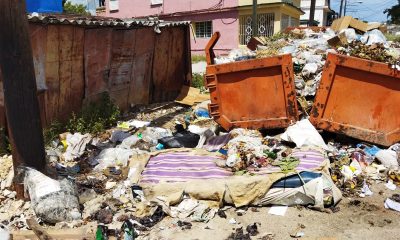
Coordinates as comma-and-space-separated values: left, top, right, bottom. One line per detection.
360, 29, 387, 46
24, 168, 81, 223
375, 150, 399, 170
93, 148, 145, 170
281, 119, 329, 150
63, 133, 92, 161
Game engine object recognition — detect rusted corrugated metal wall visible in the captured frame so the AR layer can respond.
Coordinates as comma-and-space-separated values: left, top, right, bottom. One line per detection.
0, 23, 191, 127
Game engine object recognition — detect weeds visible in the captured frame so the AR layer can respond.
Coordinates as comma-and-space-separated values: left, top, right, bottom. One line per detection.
191, 55, 206, 63
385, 34, 400, 42
66, 93, 120, 134
43, 93, 120, 145
191, 73, 204, 89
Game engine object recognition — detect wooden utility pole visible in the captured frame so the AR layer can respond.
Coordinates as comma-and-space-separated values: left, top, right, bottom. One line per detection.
309, 0, 317, 26
339, 0, 345, 17
0, 0, 46, 197
252, 0, 257, 37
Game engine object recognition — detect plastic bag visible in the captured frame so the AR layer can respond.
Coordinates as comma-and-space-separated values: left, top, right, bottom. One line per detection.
302, 63, 318, 77
141, 127, 172, 145
360, 29, 388, 46
375, 150, 399, 170
118, 135, 141, 149
62, 133, 92, 161
339, 28, 357, 43
24, 168, 81, 223
159, 132, 200, 148
281, 119, 329, 151
93, 148, 145, 170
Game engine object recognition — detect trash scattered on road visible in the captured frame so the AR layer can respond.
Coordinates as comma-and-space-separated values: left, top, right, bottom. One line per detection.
268, 206, 288, 216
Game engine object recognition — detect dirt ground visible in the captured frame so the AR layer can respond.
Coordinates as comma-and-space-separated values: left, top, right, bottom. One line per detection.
138, 181, 400, 240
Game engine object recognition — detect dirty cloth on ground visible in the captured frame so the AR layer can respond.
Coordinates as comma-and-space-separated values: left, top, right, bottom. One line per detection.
249, 148, 328, 175
140, 152, 233, 184
131, 149, 334, 208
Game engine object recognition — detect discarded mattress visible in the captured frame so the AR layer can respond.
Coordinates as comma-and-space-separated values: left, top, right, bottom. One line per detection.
130, 149, 341, 209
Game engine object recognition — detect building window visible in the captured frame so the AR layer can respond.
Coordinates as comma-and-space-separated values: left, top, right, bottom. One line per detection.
195, 21, 213, 38
99, 0, 105, 7
239, 13, 274, 45
151, 0, 163, 5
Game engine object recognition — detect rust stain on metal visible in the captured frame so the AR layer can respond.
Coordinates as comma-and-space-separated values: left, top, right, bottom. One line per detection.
204, 32, 298, 130
310, 53, 400, 146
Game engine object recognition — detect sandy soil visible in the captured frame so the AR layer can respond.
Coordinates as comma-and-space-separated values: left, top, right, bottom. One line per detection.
138, 181, 400, 240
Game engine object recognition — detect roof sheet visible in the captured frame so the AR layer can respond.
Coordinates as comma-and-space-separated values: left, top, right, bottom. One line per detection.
27, 13, 190, 28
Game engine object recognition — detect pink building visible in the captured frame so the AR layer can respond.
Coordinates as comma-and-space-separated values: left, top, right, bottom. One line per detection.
98, 0, 303, 55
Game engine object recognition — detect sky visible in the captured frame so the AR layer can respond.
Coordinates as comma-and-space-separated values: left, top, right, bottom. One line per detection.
330, 0, 398, 22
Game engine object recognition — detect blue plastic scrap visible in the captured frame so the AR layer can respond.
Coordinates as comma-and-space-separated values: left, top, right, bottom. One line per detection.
26, 0, 63, 13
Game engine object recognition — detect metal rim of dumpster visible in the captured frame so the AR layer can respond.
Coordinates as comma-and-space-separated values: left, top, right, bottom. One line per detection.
204, 32, 298, 131
310, 53, 400, 146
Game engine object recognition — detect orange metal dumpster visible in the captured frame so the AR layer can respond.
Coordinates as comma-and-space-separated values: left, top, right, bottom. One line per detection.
310, 53, 400, 146
204, 32, 298, 131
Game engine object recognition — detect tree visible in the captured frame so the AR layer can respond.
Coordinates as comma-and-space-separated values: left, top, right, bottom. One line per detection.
63, 1, 90, 15
384, 0, 400, 24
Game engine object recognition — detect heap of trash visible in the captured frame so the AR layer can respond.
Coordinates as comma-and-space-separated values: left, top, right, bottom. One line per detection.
214, 17, 400, 116
0, 16, 400, 239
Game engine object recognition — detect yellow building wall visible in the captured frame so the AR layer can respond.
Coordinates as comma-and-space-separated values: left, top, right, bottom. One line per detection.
239, 4, 301, 34
239, 0, 301, 8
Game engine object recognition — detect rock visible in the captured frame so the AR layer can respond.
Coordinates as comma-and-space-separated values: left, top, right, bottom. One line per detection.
3, 168, 14, 189
3, 190, 16, 199
119, 196, 130, 204
95, 208, 113, 224
105, 181, 117, 190
83, 196, 106, 219
23, 201, 31, 210
229, 218, 237, 224
79, 189, 97, 204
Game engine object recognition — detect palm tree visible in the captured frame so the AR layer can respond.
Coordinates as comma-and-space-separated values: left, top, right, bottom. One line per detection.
384, 0, 400, 24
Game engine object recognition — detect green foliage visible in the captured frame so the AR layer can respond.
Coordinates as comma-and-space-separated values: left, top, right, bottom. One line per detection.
63, 1, 90, 15
43, 121, 64, 145
191, 55, 207, 63
384, 1, 400, 24
42, 93, 120, 145
66, 93, 120, 134
385, 33, 400, 42
191, 73, 204, 89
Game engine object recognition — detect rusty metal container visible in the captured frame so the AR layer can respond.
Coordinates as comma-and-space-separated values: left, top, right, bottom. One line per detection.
310, 53, 400, 146
204, 32, 298, 130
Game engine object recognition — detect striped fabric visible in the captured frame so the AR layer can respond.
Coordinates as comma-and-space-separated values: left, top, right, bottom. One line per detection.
140, 149, 326, 184
140, 152, 233, 184
249, 149, 326, 175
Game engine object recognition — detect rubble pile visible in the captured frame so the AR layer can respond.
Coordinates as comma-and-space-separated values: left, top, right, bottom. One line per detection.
1, 18, 400, 239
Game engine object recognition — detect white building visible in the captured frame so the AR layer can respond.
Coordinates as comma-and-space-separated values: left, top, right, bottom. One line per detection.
300, 0, 333, 26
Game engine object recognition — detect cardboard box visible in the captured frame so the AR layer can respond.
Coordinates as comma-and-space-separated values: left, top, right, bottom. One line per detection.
327, 31, 348, 47
331, 16, 368, 33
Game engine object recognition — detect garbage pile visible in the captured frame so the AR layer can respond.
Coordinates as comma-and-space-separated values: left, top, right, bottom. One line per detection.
213, 19, 400, 116
0, 94, 399, 238
0, 19, 400, 239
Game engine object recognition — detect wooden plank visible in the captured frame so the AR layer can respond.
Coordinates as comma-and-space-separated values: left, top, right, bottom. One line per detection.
29, 24, 48, 126
45, 25, 60, 125
11, 228, 94, 240
0, 69, 5, 128
128, 27, 155, 105
108, 29, 136, 111
165, 27, 185, 100
0, 0, 46, 185
84, 28, 112, 101
58, 25, 74, 120
152, 28, 172, 103
70, 27, 85, 115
